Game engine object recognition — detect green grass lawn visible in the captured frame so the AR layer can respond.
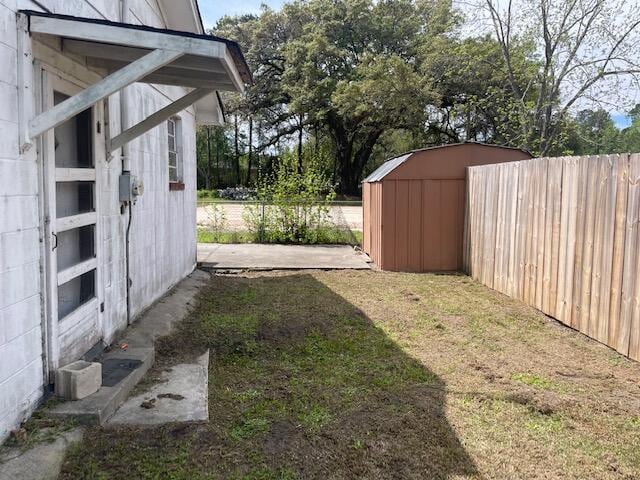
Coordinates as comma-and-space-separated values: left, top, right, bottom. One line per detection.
196, 198, 363, 207
197, 228, 363, 246
59, 271, 640, 479
197, 229, 258, 244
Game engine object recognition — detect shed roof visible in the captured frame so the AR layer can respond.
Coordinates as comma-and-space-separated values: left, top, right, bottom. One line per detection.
362, 142, 531, 183
363, 153, 412, 182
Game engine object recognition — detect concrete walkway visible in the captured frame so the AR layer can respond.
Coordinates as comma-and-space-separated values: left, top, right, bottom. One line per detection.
0, 428, 84, 480
198, 243, 371, 270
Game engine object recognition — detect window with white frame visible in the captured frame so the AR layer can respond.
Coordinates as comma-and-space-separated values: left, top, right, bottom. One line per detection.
168, 116, 182, 183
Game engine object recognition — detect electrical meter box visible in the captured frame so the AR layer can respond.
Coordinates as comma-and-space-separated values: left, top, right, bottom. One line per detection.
119, 172, 144, 203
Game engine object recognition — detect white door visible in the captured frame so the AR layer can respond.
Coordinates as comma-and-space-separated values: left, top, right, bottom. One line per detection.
42, 73, 103, 372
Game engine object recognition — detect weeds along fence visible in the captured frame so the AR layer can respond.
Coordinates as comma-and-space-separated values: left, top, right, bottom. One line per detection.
464, 154, 640, 361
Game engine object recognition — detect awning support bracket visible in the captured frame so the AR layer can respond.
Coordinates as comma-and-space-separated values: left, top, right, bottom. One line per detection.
29, 48, 184, 140
17, 13, 33, 152
109, 87, 213, 154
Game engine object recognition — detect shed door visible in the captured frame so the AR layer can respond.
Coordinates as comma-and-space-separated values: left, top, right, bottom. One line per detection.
43, 73, 103, 371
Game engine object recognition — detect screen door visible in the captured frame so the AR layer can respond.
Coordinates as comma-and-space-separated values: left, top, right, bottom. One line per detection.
43, 73, 102, 369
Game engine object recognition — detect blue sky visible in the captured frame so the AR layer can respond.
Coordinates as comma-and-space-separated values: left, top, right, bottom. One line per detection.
612, 114, 632, 129
199, 0, 286, 29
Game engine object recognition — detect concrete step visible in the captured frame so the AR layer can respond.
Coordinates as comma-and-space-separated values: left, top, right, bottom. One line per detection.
49, 347, 154, 424
46, 269, 211, 425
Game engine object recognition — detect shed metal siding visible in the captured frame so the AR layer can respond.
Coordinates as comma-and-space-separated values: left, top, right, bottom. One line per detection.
363, 143, 532, 272
363, 182, 383, 267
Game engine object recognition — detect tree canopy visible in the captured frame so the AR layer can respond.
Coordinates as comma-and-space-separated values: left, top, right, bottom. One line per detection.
200, 0, 640, 194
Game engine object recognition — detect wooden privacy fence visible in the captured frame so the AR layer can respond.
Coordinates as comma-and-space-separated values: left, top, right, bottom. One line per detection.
464, 154, 640, 361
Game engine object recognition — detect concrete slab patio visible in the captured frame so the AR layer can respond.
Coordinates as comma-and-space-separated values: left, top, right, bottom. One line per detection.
107, 351, 209, 426
197, 243, 372, 270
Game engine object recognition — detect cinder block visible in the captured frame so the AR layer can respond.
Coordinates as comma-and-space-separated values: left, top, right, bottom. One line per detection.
55, 361, 102, 400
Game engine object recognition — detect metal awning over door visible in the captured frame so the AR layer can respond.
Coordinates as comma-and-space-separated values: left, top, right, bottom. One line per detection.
18, 10, 250, 150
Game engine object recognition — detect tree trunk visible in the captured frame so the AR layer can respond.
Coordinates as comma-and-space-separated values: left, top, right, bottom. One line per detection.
337, 129, 383, 196
234, 114, 240, 186
216, 132, 220, 187
314, 124, 319, 152
325, 110, 384, 196
246, 116, 253, 185
297, 114, 304, 174
205, 126, 212, 190
336, 141, 355, 195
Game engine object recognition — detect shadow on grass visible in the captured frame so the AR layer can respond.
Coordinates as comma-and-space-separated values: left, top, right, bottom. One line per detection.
60, 273, 476, 479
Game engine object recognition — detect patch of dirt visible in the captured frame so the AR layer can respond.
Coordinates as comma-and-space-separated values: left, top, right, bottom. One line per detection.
263, 421, 305, 459
401, 290, 421, 302
140, 398, 156, 409
501, 392, 559, 416
555, 369, 615, 380
157, 393, 185, 401
257, 320, 324, 344
167, 423, 198, 439
300, 388, 477, 480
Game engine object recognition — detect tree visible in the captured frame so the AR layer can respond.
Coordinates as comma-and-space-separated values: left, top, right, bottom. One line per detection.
621, 104, 640, 152
282, 0, 454, 193
419, 35, 540, 145
215, 0, 455, 194
196, 125, 233, 189
483, 0, 640, 155
246, 116, 253, 185
574, 109, 622, 153
215, 8, 304, 155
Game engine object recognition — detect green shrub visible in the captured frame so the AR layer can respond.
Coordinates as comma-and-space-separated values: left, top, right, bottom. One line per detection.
244, 156, 337, 244
197, 189, 219, 199
203, 202, 227, 232
199, 203, 258, 244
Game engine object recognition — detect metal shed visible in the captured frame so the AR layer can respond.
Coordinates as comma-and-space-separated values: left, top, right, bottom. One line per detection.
362, 142, 532, 272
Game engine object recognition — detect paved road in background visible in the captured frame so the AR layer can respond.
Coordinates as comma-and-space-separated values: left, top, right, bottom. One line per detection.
197, 203, 363, 231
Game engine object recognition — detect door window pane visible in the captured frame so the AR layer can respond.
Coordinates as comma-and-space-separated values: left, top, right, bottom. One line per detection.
56, 182, 94, 218
58, 269, 95, 319
54, 92, 93, 168
56, 225, 95, 272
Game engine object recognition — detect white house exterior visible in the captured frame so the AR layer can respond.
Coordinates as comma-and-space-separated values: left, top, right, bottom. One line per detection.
0, 0, 248, 440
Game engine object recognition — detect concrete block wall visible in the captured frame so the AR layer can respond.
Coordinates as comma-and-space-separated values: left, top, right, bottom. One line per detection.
95, 7, 198, 338
0, 0, 45, 441
0, 0, 199, 441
